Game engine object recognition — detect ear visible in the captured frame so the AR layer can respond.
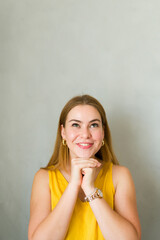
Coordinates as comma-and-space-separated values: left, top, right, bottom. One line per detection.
61, 124, 66, 139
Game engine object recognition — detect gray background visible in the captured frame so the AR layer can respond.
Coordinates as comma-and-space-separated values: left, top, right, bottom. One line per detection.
0, 1, 160, 239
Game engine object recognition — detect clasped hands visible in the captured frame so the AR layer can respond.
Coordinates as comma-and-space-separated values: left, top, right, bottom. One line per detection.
69, 158, 101, 196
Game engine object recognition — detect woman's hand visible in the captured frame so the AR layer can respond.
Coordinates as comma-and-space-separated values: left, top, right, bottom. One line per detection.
70, 158, 101, 190
81, 167, 98, 195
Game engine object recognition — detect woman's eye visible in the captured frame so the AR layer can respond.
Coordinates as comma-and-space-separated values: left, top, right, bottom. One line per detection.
90, 123, 99, 128
72, 123, 80, 128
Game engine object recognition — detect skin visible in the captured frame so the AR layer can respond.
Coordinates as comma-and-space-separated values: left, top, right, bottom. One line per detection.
61, 105, 104, 195
28, 105, 141, 240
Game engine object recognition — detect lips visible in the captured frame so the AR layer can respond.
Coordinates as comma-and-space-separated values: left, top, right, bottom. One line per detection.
76, 142, 93, 149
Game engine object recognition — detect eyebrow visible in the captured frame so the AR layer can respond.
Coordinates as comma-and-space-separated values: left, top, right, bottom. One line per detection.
68, 119, 101, 123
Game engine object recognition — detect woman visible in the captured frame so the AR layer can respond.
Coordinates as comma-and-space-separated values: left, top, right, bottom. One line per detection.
28, 95, 141, 240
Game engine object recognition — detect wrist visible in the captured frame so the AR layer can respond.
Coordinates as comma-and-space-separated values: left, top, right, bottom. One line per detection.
68, 182, 80, 192
83, 186, 95, 196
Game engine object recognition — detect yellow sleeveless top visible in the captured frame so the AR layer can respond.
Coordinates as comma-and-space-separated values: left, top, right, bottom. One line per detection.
48, 162, 115, 240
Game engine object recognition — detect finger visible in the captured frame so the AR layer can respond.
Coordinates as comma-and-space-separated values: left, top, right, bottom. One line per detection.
72, 158, 101, 166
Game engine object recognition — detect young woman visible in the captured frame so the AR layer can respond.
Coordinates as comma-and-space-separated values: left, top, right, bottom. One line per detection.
28, 95, 141, 240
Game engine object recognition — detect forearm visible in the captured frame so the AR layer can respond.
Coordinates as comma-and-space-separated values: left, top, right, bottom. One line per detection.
31, 183, 79, 240
89, 198, 139, 240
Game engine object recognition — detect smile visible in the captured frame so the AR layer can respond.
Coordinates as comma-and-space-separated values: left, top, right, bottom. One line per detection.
76, 143, 93, 149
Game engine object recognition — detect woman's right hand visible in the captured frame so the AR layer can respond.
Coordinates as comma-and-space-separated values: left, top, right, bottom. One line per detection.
69, 158, 100, 188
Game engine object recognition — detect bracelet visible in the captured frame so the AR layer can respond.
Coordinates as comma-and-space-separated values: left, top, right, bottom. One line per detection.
84, 188, 103, 202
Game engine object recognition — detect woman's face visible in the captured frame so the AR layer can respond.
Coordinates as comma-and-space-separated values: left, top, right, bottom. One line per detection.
61, 105, 104, 160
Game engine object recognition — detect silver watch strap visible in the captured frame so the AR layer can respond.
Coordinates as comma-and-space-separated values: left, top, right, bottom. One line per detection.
84, 188, 103, 202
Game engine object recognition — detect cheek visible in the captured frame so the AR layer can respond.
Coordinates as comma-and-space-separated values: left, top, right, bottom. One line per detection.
66, 129, 78, 140
93, 130, 104, 140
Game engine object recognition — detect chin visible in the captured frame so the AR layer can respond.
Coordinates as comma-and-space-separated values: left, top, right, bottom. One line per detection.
75, 151, 95, 159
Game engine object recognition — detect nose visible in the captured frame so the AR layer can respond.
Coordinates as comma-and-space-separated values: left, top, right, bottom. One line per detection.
81, 126, 91, 138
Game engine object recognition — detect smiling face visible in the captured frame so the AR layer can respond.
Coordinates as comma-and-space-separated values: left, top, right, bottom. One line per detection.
61, 105, 104, 160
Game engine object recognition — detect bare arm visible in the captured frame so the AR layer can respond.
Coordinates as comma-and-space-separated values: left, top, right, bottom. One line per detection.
82, 166, 141, 240
28, 169, 79, 240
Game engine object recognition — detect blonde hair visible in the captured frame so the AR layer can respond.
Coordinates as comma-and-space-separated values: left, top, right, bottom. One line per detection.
44, 95, 119, 170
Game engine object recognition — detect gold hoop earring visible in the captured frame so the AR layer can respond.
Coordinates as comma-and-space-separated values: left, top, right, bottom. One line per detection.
62, 139, 67, 146
102, 140, 104, 146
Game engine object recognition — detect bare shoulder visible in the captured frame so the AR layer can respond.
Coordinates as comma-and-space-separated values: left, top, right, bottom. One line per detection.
112, 165, 134, 191
30, 168, 50, 209
112, 164, 131, 177
33, 168, 49, 185
34, 168, 49, 180
30, 168, 50, 208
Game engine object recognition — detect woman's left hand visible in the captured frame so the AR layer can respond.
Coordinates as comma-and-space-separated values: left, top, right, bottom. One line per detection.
81, 160, 101, 195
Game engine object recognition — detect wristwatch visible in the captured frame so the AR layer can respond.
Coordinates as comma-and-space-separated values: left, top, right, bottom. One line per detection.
84, 188, 103, 202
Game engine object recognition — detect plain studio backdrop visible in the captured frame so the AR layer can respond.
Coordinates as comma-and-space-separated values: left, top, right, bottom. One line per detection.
0, 1, 160, 239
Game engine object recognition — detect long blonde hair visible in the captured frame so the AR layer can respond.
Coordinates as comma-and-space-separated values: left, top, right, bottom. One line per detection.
44, 94, 119, 170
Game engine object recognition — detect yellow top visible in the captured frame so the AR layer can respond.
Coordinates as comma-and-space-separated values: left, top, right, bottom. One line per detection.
48, 162, 115, 240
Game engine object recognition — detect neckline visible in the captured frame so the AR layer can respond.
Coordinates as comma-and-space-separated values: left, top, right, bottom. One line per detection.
58, 162, 105, 185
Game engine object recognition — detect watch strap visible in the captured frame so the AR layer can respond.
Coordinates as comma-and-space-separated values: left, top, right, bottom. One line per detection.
84, 188, 103, 202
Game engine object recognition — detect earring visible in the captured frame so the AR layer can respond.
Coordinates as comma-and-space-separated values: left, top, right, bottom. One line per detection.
102, 140, 104, 146
62, 139, 67, 146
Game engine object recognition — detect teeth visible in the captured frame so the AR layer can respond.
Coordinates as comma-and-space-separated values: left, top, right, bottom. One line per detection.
79, 143, 90, 146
